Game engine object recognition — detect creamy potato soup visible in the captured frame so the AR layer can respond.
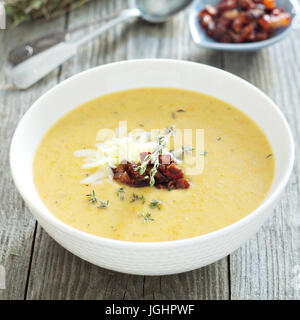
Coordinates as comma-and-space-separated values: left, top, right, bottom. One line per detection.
34, 88, 274, 242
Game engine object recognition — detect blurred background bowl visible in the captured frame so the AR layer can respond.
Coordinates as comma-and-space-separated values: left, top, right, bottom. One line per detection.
189, 0, 299, 51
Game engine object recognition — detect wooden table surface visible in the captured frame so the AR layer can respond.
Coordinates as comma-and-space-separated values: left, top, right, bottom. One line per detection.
1, 0, 300, 300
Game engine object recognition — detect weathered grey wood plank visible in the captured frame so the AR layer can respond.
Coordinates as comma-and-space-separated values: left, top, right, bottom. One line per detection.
25, 0, 229, 300
143, 259, 229, 300
27, 230, 229, 300
0, 17, 66, 299
223, 32, 300, 299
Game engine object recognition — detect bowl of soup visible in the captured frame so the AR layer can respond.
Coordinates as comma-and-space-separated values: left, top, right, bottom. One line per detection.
10, 59, 294, 275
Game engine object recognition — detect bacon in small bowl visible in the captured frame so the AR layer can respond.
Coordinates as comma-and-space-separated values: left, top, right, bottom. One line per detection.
189, 0, 295, 51
198, 0, 291, 43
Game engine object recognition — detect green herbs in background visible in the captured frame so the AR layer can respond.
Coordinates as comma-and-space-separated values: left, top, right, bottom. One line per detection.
139, 212, 154, 224
149, 199, 162, 210
5, 0, 94, 28
86, 190, 109, 209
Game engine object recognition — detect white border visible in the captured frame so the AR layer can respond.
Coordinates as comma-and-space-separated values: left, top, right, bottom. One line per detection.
0, 1, 6, 29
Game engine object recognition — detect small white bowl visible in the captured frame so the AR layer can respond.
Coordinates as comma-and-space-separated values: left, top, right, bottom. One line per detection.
189, 0, 299, 52
10, 59, 294, 275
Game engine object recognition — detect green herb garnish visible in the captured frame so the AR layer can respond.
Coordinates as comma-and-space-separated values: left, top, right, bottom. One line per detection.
149, 199, 162, 210
96, 200, 109, 209
130, 193, 145, 203
136, 126, 175, 187
86, 190, 97, 203
117, 187, 125, 200
130, 193, 139, 203
86, 190, 109, 209
139, 212, 154, 223
139, 195, 146, 204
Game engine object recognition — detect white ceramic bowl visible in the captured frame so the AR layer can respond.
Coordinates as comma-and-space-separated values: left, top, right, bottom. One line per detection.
10, 59, 294, 275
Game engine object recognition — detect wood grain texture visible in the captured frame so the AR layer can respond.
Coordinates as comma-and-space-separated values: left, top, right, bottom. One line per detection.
223, 32, 300, 300
25, 0, 229, 300
26, 230, 229, 300
0, 17, 66, 300
1, 0, 299, 300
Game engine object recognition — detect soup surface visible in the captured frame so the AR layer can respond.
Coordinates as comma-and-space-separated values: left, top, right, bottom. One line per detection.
34, 88, 274, 242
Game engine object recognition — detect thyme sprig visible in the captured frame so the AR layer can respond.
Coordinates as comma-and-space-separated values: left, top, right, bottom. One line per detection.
136, 126, 175, 187
117, 187, 125, 200
149, 199, 162, 210
96, 200, 109, 209
130, 193, 145, 204
139, 212, 154, 223
86, 190, 97, 203
86, 190, 109, 209
139, 195, 146, 204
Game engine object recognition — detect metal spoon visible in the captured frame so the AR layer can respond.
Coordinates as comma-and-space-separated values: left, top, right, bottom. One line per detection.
10, 0, 193, 90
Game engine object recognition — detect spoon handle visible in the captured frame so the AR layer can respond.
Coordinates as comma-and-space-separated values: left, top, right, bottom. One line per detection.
10, 42, 77, 89
8, 9, 130, 65
8, 32, 66, 66
72, 8, 141, 47
11, 8, 141, 90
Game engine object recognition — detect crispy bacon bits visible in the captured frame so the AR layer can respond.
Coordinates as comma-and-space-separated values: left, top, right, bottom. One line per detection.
113, 153, 190, 190
199, 0, 291, 43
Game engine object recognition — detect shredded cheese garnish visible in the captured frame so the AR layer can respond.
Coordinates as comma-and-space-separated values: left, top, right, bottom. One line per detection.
74, 131, 175, 185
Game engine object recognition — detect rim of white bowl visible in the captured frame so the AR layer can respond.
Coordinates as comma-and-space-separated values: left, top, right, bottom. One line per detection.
10, 59, 295, 249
